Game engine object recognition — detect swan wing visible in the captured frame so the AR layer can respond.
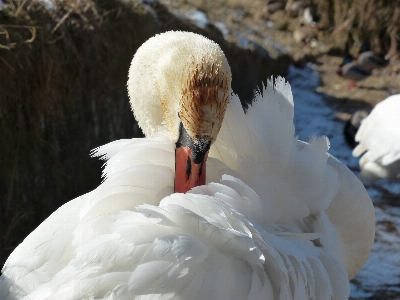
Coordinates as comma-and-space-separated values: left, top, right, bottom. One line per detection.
211, 76, 374, 281
0, 135, 175, 299
4, 181, 348, 299
325, 154, 375, 279
0, 192, 90, 299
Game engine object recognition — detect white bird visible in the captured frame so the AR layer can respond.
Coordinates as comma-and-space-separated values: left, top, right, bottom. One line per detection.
0, 31, 375, 300
353, 94, 400, 180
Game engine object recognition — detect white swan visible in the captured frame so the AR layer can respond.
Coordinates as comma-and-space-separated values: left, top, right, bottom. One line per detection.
0, 31, 375, 300
353, 94, 400, 180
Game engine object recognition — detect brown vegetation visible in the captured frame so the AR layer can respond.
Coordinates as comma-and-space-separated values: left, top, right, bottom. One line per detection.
0, 0, 151, 266
314, 0, 400, 59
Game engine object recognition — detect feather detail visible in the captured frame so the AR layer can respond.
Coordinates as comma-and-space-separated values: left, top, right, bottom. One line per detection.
0, 32, 374, 300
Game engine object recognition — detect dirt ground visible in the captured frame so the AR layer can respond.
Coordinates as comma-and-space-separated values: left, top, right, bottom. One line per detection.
159, 0, 400, 113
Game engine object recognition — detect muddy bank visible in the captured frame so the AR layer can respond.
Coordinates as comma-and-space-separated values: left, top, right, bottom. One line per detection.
0, 0, 292, 266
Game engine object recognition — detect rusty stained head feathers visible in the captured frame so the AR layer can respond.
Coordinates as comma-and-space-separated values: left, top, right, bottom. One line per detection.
179, 57, 231, 144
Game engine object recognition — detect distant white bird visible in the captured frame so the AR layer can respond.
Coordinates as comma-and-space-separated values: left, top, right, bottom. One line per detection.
344, 109, 370, 148
0, 31, 375, 300
353, 94, 400, 180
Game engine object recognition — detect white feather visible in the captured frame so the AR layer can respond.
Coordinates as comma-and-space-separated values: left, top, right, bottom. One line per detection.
353, 94, 400, 180
0, 31, 374, 300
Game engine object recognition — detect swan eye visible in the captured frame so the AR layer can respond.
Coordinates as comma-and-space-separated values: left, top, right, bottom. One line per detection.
186, 156, 192, 179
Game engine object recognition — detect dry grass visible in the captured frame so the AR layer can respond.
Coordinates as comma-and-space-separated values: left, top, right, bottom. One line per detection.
314, 0, 400, 57
1, 0, 149, 131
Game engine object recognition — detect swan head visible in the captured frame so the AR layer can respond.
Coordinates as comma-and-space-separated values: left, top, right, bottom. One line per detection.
128, 31, 231, 193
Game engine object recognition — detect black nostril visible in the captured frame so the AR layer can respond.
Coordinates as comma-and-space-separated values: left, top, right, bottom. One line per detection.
186, 156, 192, 180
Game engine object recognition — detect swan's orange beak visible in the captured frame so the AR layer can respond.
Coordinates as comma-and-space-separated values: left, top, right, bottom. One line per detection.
175, 147, 207, 193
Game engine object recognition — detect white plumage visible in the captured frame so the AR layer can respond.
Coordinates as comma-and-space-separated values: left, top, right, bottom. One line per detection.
0, 31, 375, 300
353, 94, 400, 180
